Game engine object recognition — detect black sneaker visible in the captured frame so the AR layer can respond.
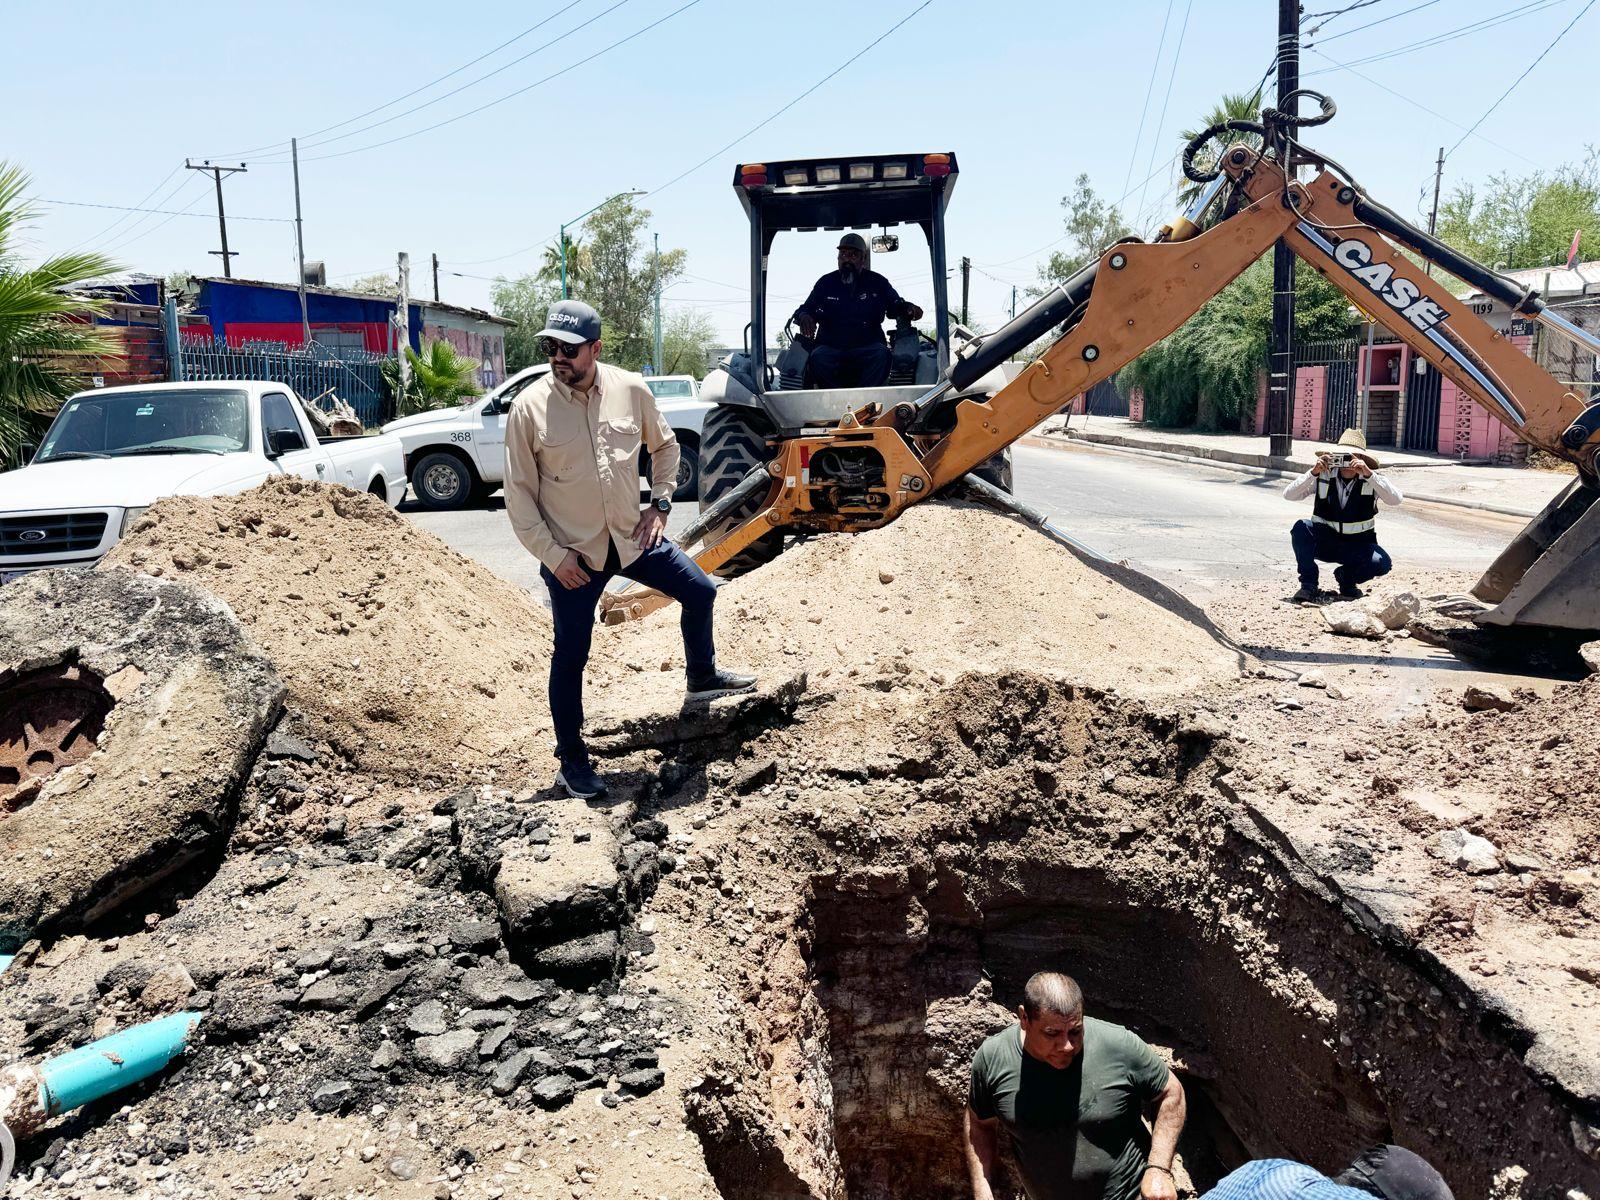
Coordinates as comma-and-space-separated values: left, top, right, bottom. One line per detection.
555, 758, 607, 800
1334, 569, 1363, 599
686, 668, 758, 701
1289, 586, 1318, 604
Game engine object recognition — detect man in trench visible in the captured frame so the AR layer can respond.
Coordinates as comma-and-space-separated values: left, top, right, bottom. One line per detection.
964, 971, 1187, 1200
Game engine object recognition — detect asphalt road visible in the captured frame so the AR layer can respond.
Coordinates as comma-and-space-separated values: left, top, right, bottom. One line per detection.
401, 441, 1527, 603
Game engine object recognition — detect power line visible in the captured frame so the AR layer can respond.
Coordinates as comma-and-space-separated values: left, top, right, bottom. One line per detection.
1119, 0, 1178, 207
1310, 0, 1442, 45
101, 179, 214, 257
61, 163, 182, 252
1446, 0, 1596, 159
1306, 0, 1572, 74
291, 0, 624, 153
1135, 0, 1196, 230
265, 0, 703, 164
37, 197, 291, 222
647, 0, 936, 198
1302, 0, 1385, 37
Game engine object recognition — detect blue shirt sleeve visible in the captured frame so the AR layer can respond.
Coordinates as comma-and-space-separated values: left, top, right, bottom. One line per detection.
1203, 1161, 1380, 1200
795, 274, 831, 325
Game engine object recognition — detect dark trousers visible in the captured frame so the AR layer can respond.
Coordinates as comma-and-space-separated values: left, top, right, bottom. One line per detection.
1291, 518, 1393, 590
810, 342, 891, 388
541, 539, 717, 763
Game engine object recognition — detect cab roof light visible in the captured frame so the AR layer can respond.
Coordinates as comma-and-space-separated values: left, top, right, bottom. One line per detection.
782, 168, 809, 186
881, 162, 908, 179
814, 164, 841, 183
922, 153, 951, 178
739, 163, 768, 186
848, 162, 875, 181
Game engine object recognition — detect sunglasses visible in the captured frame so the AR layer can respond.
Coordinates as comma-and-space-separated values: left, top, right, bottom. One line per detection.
543, 338, 591, 359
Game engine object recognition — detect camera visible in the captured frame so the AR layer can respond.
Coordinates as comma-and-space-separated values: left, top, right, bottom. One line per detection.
1324, 452, 1352, 470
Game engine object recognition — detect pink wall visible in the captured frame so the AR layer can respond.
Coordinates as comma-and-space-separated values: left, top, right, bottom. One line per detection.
1436, 333, 1533, 462
1293, 366, 1326, 442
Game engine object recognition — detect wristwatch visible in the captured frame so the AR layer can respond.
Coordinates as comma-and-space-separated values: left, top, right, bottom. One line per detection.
652, 497, 672, 515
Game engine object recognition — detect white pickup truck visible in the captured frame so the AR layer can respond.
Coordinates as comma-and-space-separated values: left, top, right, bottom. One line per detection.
381, 367, 712, 510
0, 380, 406, 580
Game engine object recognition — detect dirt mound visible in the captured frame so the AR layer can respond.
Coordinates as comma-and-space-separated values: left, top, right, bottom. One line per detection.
103, 477, 554, 776
598, 501, 1240, 708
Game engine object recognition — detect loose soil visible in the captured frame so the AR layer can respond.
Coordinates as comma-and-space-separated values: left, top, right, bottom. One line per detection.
4, 480, 1598, 1200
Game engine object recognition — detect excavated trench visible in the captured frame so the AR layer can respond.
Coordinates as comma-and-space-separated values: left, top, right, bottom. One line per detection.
682, 674, 1600, 1200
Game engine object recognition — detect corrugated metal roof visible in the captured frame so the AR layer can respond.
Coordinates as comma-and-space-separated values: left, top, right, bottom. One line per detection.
1455, 259, 1600, 301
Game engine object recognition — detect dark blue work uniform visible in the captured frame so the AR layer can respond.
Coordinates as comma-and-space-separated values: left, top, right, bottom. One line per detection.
794, 269, 914, 387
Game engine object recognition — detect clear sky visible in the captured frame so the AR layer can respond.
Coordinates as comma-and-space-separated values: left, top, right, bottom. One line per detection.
7, 0, 1597, 345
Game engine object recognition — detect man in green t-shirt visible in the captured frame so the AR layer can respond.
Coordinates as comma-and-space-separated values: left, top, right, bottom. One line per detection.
964, 972, 1187, 1200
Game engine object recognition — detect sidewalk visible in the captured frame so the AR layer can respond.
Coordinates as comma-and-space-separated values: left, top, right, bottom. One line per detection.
1036, 416, 1574, 519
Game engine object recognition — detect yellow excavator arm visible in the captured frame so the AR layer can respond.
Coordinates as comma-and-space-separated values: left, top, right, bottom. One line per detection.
603, 93, 1600, 630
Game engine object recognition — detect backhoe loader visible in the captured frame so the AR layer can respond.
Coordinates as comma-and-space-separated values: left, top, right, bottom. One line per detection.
604, 92, 1600, 631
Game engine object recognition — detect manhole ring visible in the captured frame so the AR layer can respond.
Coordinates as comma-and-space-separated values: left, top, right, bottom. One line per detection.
0, 664, 114, 809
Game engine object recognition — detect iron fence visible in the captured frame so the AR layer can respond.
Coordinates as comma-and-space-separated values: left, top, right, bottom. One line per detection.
178, 337, 392, 427
1292, 339, 1361, 441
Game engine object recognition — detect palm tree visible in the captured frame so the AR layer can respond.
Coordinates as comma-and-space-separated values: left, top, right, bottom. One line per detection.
538, 235, 592, 290
0, 162, 119, 466
388, 339, 482, 415
1176, 91, 1267, 211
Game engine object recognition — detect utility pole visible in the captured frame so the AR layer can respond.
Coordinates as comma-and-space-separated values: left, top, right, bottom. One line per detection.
432, 252, 440, 301
960, 256, 971, 326
186, 160, 248, 278
1011, 285, 1018, 321
291, 140, 310, 347
1266, 0, 1299, 458
652, 232, 664, 375
396, 252, 412, 399
1424, 146, 1445, 277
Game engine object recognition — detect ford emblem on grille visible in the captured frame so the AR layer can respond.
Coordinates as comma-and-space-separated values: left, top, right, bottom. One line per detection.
18, 529, 47, 543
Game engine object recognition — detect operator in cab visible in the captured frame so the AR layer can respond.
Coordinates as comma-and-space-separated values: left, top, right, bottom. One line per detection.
793, 232, 924, 388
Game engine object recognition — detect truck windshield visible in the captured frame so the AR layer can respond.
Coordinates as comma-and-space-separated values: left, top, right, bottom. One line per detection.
36, 388, 250, 462
647, 379, 694, 398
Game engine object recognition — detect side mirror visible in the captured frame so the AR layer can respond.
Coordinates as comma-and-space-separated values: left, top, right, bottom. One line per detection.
265, 428, 306, 459
871, 233, 900, 254
20, 442, 37, 465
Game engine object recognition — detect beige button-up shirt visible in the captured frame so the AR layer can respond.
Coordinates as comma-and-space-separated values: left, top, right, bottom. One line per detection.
504, 361, 680, 573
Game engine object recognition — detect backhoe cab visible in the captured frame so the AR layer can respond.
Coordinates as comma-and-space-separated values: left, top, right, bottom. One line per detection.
696, 152, 1012, 573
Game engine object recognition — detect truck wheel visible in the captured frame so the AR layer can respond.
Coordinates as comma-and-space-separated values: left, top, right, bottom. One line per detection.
411, 451, 475, 510
673, 440, 701, 502
698, 406, 780, 577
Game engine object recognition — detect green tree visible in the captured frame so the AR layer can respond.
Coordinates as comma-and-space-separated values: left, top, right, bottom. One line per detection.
346, 272, 396, 296
573, 197, 686, 371
491, 273, 561, 373
658, 307, 718, 375
0, 162, 119, 467
1437, 153, 1600, 270
382, 339, 482, 415
539, 236, 592, 291
1121, 256, 1353, 430
1177, 90, 1265, 210
1035, 174, 1134, 288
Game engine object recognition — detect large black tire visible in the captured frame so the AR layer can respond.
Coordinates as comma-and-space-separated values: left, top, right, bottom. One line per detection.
410, 450, 477, 510
641, 440, 702, 503
698, 405, 781, 577
971, 447, 1014, 493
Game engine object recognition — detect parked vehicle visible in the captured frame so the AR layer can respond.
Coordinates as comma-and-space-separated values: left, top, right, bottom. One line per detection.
382, 365, 713, 510
0, 381, 406, 580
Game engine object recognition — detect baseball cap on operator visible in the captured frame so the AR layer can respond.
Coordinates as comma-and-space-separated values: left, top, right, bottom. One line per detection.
537, 299, 603, 344
837, 233, 868, 254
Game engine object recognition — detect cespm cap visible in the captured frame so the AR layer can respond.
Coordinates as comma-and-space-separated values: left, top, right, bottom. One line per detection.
538, 299, 602, 344
1336, 1146, 1454, 1200
837, 232, 868, 254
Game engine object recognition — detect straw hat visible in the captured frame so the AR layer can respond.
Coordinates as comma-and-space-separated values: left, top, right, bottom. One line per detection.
1326, 427, 1380, 470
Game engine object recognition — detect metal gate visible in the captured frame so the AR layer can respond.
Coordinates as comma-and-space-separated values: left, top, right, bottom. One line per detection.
1293, 339, 1360, 439
1402, 360, 1442, 452
1084, 377, 1130, 417
178, 337, 392, 427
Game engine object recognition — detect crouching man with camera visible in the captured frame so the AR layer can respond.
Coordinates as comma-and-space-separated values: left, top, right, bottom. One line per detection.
1283, 428, 1403, 604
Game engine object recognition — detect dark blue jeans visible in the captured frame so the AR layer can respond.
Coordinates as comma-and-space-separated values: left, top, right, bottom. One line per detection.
541, 539, 717, 763
1291, 518, 1393, 590
810, 342, 891, 388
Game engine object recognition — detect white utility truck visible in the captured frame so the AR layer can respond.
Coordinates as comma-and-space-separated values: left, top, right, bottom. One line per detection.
382, 366, 713, 510
0, 380, 406, 580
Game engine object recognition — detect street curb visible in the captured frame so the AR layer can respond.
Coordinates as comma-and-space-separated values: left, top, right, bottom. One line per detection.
1022, 433, 1552, 521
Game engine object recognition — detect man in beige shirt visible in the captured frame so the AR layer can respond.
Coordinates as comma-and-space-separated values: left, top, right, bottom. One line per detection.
504, 299, 755, 799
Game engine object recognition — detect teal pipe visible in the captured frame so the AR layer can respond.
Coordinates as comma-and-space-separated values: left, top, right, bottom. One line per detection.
37, 1012, 201, 1116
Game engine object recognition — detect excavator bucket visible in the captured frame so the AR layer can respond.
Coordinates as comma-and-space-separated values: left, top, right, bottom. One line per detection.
1474, 479, 1600, 629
